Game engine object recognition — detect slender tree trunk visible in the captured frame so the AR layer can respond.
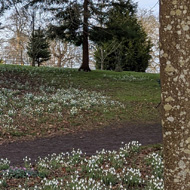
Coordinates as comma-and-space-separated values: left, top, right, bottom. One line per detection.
160, 1, 190, 189
79, 0, 91, 71
20, 50, 24, 65
57, 45, 62, 67
57, 57, 62, 67
32, 10, 35, 67
100, 47, 104, 70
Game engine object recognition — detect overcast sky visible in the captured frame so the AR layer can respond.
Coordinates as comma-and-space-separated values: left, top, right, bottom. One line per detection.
134, 0, 159, 15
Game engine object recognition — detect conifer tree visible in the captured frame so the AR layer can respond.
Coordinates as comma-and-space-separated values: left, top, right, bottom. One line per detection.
92, 0, 152, 72
27, 28, 51, 67
37, 0, 111, 71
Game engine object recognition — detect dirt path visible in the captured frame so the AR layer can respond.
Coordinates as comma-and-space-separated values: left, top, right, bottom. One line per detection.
0, 122, 162, 166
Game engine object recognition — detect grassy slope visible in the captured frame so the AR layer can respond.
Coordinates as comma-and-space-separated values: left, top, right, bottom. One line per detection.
0, 64, 160, 140
0, 65, 164, 190
70, 70, 161, 122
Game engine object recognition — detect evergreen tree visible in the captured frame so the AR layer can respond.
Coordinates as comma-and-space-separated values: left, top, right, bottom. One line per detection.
46, 0, 90, 71
37, 0, 111, 71
27, 28, 51, 67
92, 0, 152, 72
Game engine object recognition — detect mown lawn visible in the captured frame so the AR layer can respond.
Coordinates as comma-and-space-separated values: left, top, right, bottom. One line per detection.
0, 64, 160, 141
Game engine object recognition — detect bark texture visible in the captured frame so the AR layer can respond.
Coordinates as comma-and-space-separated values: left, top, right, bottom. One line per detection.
160, 0, 190, 189
79, 0, 91, 71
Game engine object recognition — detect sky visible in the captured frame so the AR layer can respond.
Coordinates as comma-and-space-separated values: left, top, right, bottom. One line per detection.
134, 0, 159, 15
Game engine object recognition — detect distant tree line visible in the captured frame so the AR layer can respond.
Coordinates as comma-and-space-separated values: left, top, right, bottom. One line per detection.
0, 0, 152, 72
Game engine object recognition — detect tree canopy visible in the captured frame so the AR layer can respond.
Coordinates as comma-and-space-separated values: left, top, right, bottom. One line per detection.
0, 0, 152, 72
92, 0, 152, 72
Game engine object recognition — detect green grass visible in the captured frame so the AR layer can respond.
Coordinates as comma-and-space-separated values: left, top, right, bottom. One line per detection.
0, 64, 160, 140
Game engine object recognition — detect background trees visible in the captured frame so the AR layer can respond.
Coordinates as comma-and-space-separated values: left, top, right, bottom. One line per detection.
92, 0, 152, 72
0, 7, 30, 65
0, 0, 154, 72
138, 9, 159, 73
45, 0, 91, 71
48, 39, 83, 68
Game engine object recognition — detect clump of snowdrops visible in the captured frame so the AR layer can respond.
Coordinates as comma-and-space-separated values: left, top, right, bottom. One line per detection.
0, 141, 164, 190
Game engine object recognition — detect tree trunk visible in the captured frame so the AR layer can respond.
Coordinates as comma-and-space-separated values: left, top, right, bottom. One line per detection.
57, 45, 62, 67
78, 0, 91, 72
100, 47, 104, 70
57, 57, 62, 67
32, 57, 35, 67
160, 0, 190, 189
20, 50, 24, 65
32, 10, 35, 67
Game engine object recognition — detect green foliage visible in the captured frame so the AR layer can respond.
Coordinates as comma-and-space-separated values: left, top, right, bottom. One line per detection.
46, 1, 111, 45
122, 168, 143, 187
47, 2, 83, 46
0, 179, 8, 188
0, 167, 37, 179
93, 0, 152, 72
0, 159, 10, 171
27, 28, 51, 67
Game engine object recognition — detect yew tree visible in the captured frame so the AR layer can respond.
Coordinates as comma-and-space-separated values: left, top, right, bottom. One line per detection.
92, 0, 151, 72
160, 0, 190, 189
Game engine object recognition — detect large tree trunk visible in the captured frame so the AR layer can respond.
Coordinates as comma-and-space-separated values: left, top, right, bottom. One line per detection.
160, 0, 190, 189
78, 0, 91, 72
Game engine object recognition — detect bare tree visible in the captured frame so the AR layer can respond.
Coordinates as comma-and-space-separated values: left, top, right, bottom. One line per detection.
0, 2, 50, 65
160, 0, 190, 189
49, 39, 72, 67
138, 9, 159, 73
95, 39, 123, 70
2, 9, 29, 65
48, 39, 84, 68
